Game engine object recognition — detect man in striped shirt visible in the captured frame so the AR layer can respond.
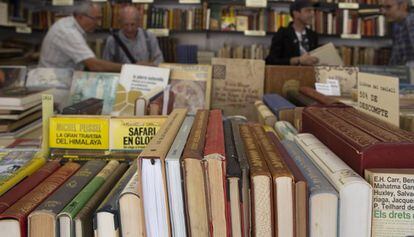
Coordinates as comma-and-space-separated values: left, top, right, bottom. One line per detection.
38, 1, 123, 72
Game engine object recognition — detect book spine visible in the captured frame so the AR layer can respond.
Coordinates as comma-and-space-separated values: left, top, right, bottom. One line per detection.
0, 160, 60, 213
254, 101, 277, 127
299, 87, 339, 105
182, 109, 209, 160
204, 109, 225, 156
0, 155, 46, 196
0, 162, 80, 219
60, 160, 119, 218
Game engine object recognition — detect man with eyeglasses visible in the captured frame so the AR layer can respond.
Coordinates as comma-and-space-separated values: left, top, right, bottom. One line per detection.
382, 0, 414, 66
38, 1, 123, 72
266, 0, 319, 65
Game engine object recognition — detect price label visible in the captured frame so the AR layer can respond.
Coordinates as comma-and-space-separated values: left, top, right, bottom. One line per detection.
132, 0, 154, 3
244, 30, 266, 36
338, 2, 359, 9
341, 34, 361, 39
179, 0, 201, 3
15, 26, 32, 34
246, 0, 267, 8
52, 0, 74, 6
146, 28, 170, 37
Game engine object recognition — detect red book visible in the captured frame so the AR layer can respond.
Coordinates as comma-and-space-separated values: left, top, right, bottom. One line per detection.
299, 87, 342, 106
302, 106, 414, 175
203, 109, 230, 237
0, 160, 61, 213
0, 162, 80, 237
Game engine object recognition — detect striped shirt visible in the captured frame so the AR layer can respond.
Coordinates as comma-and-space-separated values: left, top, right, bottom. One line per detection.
38, 16, 95, 70
390, 13, 414, 65
102, 28, 164, 65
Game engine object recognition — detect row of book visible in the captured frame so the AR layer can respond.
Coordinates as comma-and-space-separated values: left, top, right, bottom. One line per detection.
338, 46, 391, 66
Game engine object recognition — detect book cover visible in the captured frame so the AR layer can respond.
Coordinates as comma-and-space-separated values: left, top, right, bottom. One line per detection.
0, 66, 26, 89
262, 93, 295, 123
0, 162, 80, 237
67, 71, 120, 115
264, 65, 315, 96
254, 100, 277, 127
309, 42, 344, 66
112, 65, 170, 116
0, 160, 60, 213
159, 63, 212, 115
211, 58, 265, 121
74, 163, 128, 237
26, 68, 74, 89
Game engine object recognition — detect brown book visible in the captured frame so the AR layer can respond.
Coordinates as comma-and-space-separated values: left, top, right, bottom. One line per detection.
302, 106, 414, 175
138, 108, 187, 236
286, 90, 318, 107
0, 162, 80, 237
299, 87, 341, 105
74, 163, 128, 237
28, 160, 106, 237
250, 124, 295, 237
0, 110, 41, 132
0, 160, 61, 213
254, 100, 277, 127
239, 124, 272, 237
264, 66, 315, 96
182, 109, 210, 236
148, 93, 163, 115
267, 132, 308, 237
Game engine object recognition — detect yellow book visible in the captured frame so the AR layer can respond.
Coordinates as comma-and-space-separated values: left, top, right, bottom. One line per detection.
49, 116, 110, 150
0, 151, 46, 196
110, 116, 167, 151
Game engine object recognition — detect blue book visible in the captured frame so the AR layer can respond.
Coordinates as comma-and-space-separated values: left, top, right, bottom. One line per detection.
281, 140, 339, 237
262, 93, 295, 121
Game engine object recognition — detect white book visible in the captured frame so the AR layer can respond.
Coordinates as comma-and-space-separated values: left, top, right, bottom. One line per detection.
165, 116, 194, 237
309, 43, 344, 66
294, 133, 372, 237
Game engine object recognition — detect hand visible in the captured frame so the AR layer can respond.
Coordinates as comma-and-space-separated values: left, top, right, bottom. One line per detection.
136, 61, 156, 67
299, 54, 319, 65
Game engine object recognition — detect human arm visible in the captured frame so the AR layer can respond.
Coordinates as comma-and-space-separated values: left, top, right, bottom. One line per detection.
83, 58, 123, 72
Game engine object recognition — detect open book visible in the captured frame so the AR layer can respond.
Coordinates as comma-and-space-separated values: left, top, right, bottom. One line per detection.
309, 43, 344, 66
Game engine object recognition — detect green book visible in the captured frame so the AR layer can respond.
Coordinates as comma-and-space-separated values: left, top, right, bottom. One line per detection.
74, 162, 129, 237
57, 160, 120, 237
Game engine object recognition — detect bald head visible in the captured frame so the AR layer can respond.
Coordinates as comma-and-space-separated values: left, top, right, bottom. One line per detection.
119, 6, 140, 40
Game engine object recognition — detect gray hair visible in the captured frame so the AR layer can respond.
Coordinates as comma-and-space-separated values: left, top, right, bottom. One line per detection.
74, 0, 93, 16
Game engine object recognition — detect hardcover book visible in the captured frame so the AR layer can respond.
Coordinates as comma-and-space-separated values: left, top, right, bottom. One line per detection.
61, 98, 103, 115
254, 100, 277, 127
211, 58, 265, 121
28, 160, 106, 237
262, 93, 295, 124
0, 162, 80, 237
159, 63, 212, 115
67, 71, 120, 115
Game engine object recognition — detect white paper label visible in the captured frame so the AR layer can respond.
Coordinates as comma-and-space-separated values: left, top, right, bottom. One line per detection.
246, 0, 267, 7
327, 79, 341, 96
132, 0, 154, 3
146, 28, 169, 37
15, 26, 32, 34
244, 30, 266, 36
179, 0, 201, 3
341, 34, 361, 39
338, 2, 359, 9
315, 82, 338, 96
52, 0, 74, 6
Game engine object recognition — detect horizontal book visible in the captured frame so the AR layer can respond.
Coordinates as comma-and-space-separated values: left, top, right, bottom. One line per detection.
61, 98, 103, 115
0, 88, 52, 107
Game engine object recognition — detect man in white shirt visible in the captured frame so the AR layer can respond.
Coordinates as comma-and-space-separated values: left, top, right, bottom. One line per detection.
38, 1, 123, 72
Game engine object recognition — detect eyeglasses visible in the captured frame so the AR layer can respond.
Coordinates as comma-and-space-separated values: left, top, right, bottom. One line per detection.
83, 14, 103, 22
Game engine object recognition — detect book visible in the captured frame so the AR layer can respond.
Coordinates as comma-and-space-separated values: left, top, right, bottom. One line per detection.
57, 160, 119, 237
0, 104, 41, 120
112, 65, 170, 116
262, 93, 295, 124
119, 170, 146, 237
295, 133, 372, 237
268, 133, 307, 237
0, 88, 52, 107
251, 124, 295, 237
28, 160, 106, 237
159, 63, 212, 115
94, 163, 136, 237
286, 90, 317, 107
0, 66, 26, 89
0, 110, 41, 133
239, 124, 272, 237
61, 98, 103, 115
264, 66, 315, 96
26, 68, 73, 89
182, 110, 210, 236
0, 160, 60, 214
274, 121, 298, 142
203, 109, 230, 236
309, 42, 344, 66
166, 116, 194, 237
299, 87, 341, 105
281, 140, 339, 237
230, 118, 251, 237
67, 71, 120, 115
139, 109, 187, 237
211, 58, 265, 121
223, 119, 243, 237
365, 169, 414, 237
74, 163, 128, 237
254, 100, 277, 127
134, 87, 164, 116
314, 66, 358, 97
0, 162, 80, 237
302, 106, 414, 175
0, 150, 45, 196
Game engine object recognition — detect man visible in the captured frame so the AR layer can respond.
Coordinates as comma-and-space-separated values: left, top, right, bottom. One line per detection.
103, 6, 164, 65
38, 1, 123, 72
382, 0, 414, 66
266, 0, 319, 65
